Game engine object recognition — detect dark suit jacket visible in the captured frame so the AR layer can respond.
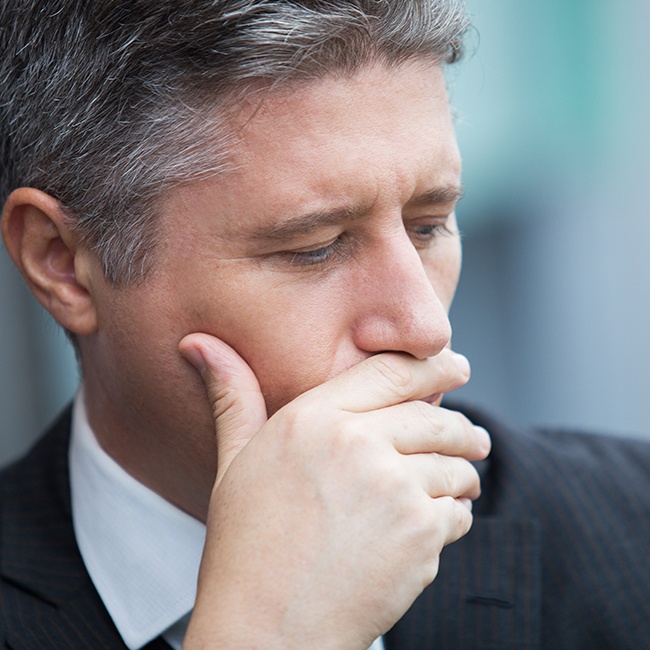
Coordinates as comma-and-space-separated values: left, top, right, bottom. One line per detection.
1, 404, 649, 649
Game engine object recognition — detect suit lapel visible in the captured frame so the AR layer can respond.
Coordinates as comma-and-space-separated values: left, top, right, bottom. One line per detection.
384, 517, 542, 650
3, 585, 129, 650
0, 408, 128, 649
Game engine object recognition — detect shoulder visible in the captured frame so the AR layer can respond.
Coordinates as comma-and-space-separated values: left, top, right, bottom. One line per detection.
454, 400, 650, 570
0, 406, 88, 638
452, 402, 650, 645
455, 401, 650, 516
0, 406, 75, 569
0, 406, 73, 503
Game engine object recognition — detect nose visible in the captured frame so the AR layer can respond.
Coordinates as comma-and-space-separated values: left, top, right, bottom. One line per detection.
351, 234, 452, 360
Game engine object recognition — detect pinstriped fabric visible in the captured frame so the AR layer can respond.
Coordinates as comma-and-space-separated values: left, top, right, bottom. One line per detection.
384, 403, 650, 649
0, 408, 161, 649
475, 413, 650, 649
1, 409, 82, 601
385, 518, 541, 649
497, 427, 650, 649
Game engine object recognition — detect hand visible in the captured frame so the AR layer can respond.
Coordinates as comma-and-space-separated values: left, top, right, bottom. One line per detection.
179, 335, 490, 649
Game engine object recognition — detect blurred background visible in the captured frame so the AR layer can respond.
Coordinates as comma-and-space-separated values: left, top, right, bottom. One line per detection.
450, 0, 650, 439
2, 0, 650, 466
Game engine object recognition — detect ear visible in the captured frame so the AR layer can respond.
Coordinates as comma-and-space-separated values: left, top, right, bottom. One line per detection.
1, 188, 99, 335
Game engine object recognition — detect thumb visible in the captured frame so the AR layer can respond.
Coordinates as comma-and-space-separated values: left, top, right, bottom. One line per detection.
179, 333, 268, 487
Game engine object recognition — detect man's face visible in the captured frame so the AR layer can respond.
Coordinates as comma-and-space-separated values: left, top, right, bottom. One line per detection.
83, 60, 462, 492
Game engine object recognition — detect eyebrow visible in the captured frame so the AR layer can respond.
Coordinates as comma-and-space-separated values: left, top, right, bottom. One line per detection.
250, 184, 464, 242
249, 204, 367, 242
408, 184, 465, 207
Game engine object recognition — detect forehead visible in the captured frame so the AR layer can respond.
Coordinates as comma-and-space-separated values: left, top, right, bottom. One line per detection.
165, 61, 461, 238
231, 60, 457, 167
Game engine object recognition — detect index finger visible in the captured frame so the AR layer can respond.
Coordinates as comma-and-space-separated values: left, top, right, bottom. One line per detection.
302, 349, 471, 413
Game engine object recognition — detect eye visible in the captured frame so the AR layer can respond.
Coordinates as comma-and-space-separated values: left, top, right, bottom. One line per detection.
284, 236, 346, 267
407, 221, 455, 249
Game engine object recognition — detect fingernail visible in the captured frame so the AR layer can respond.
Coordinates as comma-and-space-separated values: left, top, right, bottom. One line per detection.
474, 426, 492, 454
453, 352, 471, 377
180, 346, 206, 374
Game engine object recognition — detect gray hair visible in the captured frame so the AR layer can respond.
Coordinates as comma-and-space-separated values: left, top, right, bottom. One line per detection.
0, 0, 469, 285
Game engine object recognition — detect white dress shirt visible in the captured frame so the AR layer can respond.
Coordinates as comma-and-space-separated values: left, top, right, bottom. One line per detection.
69, 389, 385, 650
69, 390, 206, 649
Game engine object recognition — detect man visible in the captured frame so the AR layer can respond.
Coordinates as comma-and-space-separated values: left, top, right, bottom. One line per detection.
1, 1, 648, 648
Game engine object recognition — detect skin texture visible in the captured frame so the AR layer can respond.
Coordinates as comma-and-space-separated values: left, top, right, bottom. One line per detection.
2, 60, 491, 647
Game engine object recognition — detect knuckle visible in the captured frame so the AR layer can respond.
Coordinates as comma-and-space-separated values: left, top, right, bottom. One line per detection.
450, 410, 473, 435
371, 354, 413, 399
439, 496, 473, 544
460, 461, 481, 499
457, 502, 473, 536
469, 462, 481, 489
447, 410, 482, 452
272, 399, 316, 446
451, 506, 472, 540
390, 401, 447, 454
211, 384, 240, 421
433, 456, 479, 499
330, 416, 368, 451
415, 402, 446, 440
435, 454, 458, 495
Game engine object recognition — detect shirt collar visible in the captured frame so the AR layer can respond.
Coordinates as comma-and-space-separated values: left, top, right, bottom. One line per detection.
69, 388, 206, 649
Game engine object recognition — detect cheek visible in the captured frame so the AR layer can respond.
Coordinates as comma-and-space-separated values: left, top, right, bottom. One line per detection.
189, 274, 358, 415
234, 307, 355, 416
84, 285, 218, 449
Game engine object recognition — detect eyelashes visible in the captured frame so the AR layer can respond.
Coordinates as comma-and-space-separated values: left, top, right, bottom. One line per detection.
282, 221, 455, 269
284, 236, 347, 267
407, 222, 455, 248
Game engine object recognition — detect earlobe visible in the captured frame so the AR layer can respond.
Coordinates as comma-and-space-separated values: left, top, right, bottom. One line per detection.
1, 188, 99, 335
